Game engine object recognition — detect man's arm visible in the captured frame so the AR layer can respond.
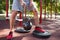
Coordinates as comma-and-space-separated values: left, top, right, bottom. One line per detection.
20, 0, 25, 6
20, 0, 26, 8
30, 0, 33, 3
20, 0, 24, 3
30, 0, 33, 7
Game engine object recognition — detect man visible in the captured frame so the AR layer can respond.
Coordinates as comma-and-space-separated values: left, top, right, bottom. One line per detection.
7, 0, 45, 39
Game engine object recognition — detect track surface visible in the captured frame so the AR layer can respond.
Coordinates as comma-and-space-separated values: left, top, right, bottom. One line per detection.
0, 18, 60, 40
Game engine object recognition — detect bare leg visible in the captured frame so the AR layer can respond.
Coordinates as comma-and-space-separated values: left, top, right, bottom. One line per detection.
32, 9, 39, 26
10, 10, 18, 32
6, 10, 18, 40
32, 9, 45, 32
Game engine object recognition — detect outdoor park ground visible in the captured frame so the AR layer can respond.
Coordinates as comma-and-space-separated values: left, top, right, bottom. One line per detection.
0, 15, 60, 40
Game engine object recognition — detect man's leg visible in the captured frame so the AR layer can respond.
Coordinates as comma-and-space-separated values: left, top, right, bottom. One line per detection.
32, 9, 51, 38
32, 9, 45, 32
32, 9, 39, 26
7, 10, 18, 40
10, 10, 18, 32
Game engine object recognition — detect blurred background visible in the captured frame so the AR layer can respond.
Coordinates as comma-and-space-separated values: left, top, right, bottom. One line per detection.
0, 0, 60, 14
0, 0, 60, 18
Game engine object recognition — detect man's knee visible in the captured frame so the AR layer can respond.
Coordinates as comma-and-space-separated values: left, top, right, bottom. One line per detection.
33, 8, 37, 12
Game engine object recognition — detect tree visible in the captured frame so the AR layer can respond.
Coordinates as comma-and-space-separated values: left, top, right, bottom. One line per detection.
0, 0, 6, 14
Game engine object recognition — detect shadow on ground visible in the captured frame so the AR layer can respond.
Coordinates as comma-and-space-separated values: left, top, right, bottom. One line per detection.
0, 17, 60, 40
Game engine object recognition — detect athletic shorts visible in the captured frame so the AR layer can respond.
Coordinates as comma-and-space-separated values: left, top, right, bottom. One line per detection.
12, 0, 35, 12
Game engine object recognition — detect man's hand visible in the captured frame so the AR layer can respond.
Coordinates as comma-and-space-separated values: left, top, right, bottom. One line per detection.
21, 2, 26, 7
30, 2, 33, 7
30, 0, 33, 7
20, 0, 26, 7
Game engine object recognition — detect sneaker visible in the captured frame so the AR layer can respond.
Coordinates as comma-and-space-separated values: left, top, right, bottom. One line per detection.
35, 26, 45, 33
6, 32, 13, 40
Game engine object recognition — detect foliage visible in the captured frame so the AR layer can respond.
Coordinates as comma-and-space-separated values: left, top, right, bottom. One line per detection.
0, 0, 6, 14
